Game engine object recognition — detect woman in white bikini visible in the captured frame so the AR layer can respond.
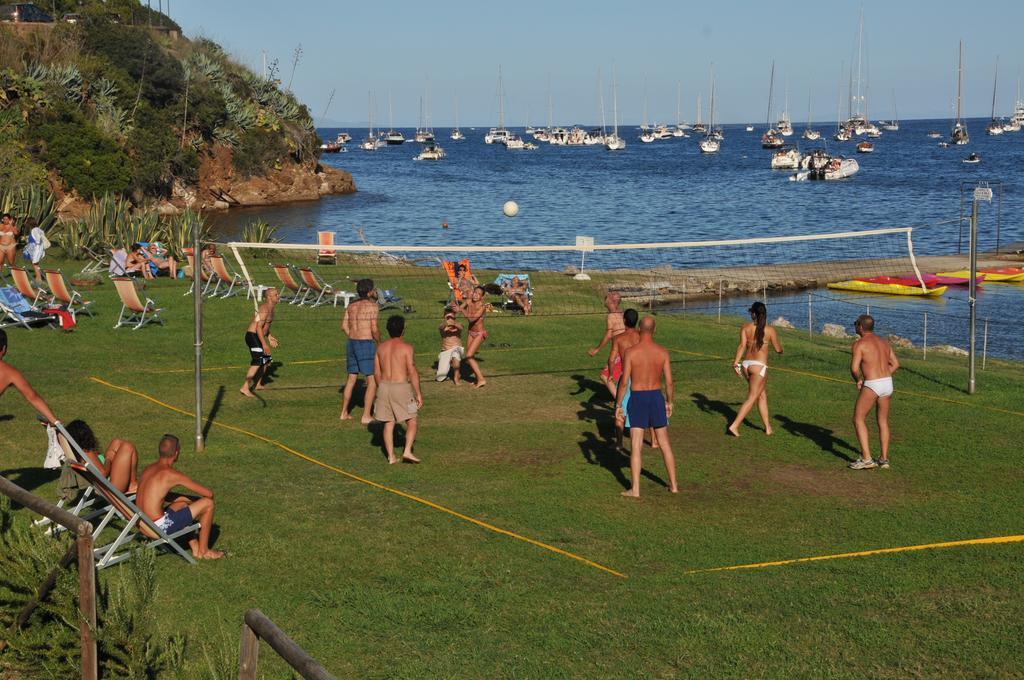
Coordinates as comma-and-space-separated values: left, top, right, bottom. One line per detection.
0, 213, 19, 267
728, 301, 783, 437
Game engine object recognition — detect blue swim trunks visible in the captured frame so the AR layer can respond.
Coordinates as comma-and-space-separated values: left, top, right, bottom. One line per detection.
346, 339, 376, 375
154, 505, 193, 533
627, 389, 668, 429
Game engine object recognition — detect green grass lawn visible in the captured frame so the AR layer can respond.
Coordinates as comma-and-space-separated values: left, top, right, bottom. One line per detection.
2, 257, 1023, 677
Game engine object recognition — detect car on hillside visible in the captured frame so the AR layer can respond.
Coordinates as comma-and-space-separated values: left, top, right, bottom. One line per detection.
0, 2, 54, 22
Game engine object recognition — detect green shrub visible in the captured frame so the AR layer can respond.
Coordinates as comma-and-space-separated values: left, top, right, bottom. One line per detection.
232, 127, 290, 178
33, 106, 131, 199
81, 20, 183, 108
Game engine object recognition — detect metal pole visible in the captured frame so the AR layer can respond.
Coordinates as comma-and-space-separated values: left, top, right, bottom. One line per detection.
982, 320, 988, 370
968, 197, 978, 394
682, 283, 685, 314
717, 280, 722, 323
957, 182, 965, 253
923, 312, 928, 360
762, 280, 767, 304
807, 292, 812, 338
193, 225, 205, 451
996, 182, 1002, 254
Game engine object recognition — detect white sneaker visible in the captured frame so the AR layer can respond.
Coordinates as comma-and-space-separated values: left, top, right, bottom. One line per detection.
877, 459, 890, 469
848, 458, 878, 470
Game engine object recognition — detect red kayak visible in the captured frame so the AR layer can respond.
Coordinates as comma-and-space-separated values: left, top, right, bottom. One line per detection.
856, 274, 981, 287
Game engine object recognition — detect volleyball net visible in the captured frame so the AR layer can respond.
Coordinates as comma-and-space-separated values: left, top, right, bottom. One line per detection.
222, 225, 929, 319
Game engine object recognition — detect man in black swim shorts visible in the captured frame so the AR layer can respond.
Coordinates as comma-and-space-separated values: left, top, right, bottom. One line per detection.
241, 288, 280, 397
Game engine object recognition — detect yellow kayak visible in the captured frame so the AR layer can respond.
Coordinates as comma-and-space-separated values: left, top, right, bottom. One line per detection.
827, 280, 949, 296
937, 269, 1024, 282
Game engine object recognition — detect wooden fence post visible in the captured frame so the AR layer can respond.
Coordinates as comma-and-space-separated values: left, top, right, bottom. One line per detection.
78, 533, 97, 680
238, 618, 260, 680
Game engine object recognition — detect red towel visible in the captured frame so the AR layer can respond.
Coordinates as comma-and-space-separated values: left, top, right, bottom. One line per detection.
42, 307, 77, 330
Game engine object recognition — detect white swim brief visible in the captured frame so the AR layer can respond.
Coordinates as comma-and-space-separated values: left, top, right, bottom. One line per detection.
741, 360, 768, 378
862, 377, 894, 398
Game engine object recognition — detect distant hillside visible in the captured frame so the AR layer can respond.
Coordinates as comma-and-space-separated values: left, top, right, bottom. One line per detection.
0, 1, 353, 214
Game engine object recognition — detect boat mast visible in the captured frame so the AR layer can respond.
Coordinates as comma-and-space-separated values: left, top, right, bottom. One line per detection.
676, 82, 682, 126
806, 90, 812, 129
642, 77, 649, 128
612, 67, 620, 137
991, 55, 999, 120
854, 7, 864, 118
598, 68, 607, 136
956, 41, 963, 126
388, 90, 394, 134
766, 60, 775, 127
368, 90, 373, 137
454, 93, 459, 132
547, 73, 553, 129
497, 65, 505, 131
836, 62, 844, 132
708, 65, 715, 136
696, 93, 701, 126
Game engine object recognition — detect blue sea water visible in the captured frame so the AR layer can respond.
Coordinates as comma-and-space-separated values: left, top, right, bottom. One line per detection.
210, 118, 1024, 361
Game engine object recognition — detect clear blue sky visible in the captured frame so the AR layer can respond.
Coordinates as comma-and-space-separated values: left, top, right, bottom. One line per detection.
171, 0, 1024, 126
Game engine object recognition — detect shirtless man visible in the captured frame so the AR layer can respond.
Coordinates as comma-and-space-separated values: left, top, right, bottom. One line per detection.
615, 316, 678, 497
374, 315, 423, 464
63, 420, 140, 493
240, 288, 280, 397
589, 292, 626, 397
849, 314, 900, 470
341, 278, 380, 422
140, 243, 177, 278
503, 276, 532, 315
728, 301, 783, 437
0, 213, 18, 267
125, 244, 151, 277
459, 285, 489, 388
0, 330, 58, 424
136, 434, 223, 559
436, 308, 465, 384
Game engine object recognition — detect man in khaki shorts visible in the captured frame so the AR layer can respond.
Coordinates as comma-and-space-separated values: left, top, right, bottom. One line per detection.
374, 315, 424, 464
436, 308, 465, 384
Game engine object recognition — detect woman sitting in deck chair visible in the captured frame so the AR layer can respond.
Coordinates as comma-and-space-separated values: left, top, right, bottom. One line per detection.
139, 242, 178, 278
62, 420, 140, 494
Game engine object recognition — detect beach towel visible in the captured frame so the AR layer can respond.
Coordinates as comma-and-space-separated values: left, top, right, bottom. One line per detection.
23, 227, 50, 265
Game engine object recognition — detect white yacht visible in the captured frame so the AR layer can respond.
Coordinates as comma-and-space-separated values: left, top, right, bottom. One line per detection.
451, 95, 465, 140
770, 145, 802, 169
504, 134, 525, 150
360, 92, 383, 151
485, 66, 511, 145
414, 141, 445, 161
699, 71, 720, 153
606, 69, 626, 151
802, 92, 820, 140
986, 57, 1004, 136
762, 61, 784, 148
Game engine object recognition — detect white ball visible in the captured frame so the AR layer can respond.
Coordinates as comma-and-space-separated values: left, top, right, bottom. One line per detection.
502, 200, 519, 218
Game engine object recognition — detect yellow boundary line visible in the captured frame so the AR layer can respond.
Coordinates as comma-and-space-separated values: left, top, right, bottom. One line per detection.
88, 376, 627, 579
685, 534, 1024, 574
667, 347, 1024, 417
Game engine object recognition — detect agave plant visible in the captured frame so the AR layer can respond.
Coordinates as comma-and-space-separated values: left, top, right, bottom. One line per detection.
212, 125, 239, 148
162, 208, 213, 260
0, 186, 57, 233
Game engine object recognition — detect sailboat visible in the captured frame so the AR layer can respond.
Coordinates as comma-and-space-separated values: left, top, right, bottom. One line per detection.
360, 91, 383, 151
880, 90, 899, 131
673, 83, 688, 136
950, 41, 969, 145
484, 66, 512, 145
691, 94, 706, 134
639, 80, 656, 143
762, 61, 784, 148
986, 57, 1005, 136
802, 91, 821, 140
450, 94, 465, 140
699, 68, 720, 153
384, 91, 405, 145
606, 69, 626, 151
834, 64, 852, 141
1007, 75, 1024, 132
777, 75, 793, 136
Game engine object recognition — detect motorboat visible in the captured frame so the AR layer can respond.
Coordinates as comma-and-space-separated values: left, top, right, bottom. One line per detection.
866, 127, 882, 138
879, 121, 899, 131
791, 156, 859, 181
335, 132, 351, 143
320, 141, 343, 153
450, 128, 465, 140
504, 134, 525, 150
926, 131, 942, 139
802, 128, 821, 140
777, 118, 793, 136
745, 125, 754, 132
761, 129, 784, 148
414, 130, 435, 143
384, 130, 405, 145
770, 145, 802, 169
639, 130, 657, 143
414, 141, 445, 161
523, 142, 538, 150
699, 138, 720, 153
963, 152, 981, 164
799, 149, 831, 170
856, 140, 874, 153
986, 120, 1005, 136
485, 127, 511, 145
834, 126, 852, 142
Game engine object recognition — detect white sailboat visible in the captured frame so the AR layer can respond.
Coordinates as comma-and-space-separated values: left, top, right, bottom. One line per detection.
986, 56, 1005, 136
880, 90, 899, 131
691, 94, 706, 134
950, 42, 969, 145
673, 83, 688, 136
485, 65, 512, 145
384, 91, 405, 145
762, 60, 784, 148
834, 64, 852, 142
639, 80, 656, 142
450, 94, 465, 140
606, 68, 626, 151
777, 75, 793, 136
1007, 75, 1023, 132
360, 91, 383, 151
802, 90, 821, 140
699, 68, 720, 154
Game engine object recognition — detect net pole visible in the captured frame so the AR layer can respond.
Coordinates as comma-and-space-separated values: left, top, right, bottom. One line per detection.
193, 228, 204, 452
807, 293, 812, 338
968, 198, 978, 395
923, 313, 928, 360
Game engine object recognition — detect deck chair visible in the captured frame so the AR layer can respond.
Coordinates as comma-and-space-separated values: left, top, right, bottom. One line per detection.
270, 263, 307, 303
9, 265, 51, 308
208, 255, 246, 299
44, 269, 95, 319
184, 251, 222, 297
67, 462, 198, 569
297, 267, 340, 307
112, 277, 165, 330
494, 274, 533, 312
377, 288, 401, 310
0, 286, 56, 330
442, 258, 472, 303
108, 248, 130, 277
79, 246, 109, 275
317, 231, 337, 264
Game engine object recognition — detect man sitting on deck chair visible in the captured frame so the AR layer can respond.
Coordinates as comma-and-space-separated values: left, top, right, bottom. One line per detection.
136, 434, 223, 560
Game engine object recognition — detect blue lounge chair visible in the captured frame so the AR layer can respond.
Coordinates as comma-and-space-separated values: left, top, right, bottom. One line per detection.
0, 286, 56, 330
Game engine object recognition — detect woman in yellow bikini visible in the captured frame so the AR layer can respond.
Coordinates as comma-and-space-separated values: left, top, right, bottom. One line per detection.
728, 301, 783, 436
0, 213, 19, 267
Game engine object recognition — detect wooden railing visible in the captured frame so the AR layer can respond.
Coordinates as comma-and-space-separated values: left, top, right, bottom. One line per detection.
0, 475, 97, 680
238, 609, 335, 680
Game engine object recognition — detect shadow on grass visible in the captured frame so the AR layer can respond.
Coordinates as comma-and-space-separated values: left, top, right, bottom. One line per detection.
691, 392, 741, 431
202, 386, 226, 440
367, 421, 416, 462
899, 364, 966, 394
774, 415, 858, 462
0, 467, 58, 496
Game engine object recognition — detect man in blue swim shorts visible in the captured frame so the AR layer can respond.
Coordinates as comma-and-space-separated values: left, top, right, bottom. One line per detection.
615, 316, 678, 498
341, 278, 381, 424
